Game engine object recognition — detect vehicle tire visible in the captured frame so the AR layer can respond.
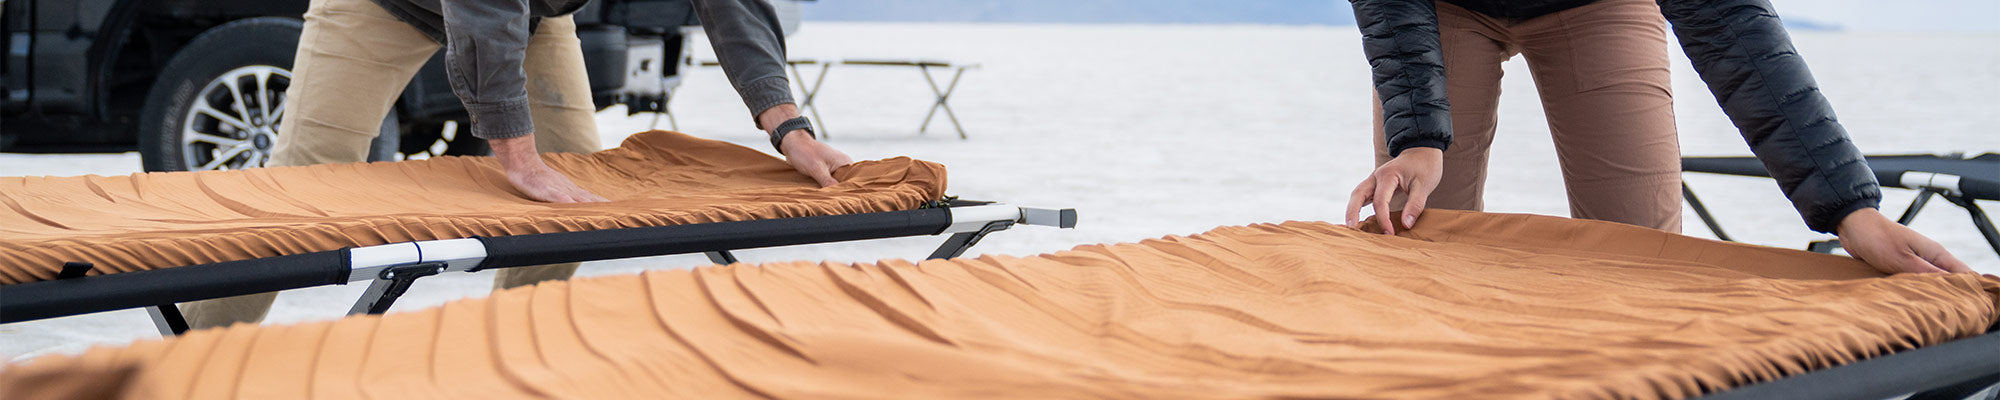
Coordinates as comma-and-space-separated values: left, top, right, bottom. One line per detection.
138, 17, 397, 172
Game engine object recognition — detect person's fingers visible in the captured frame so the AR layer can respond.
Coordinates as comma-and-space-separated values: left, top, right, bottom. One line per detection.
1346, 176, 1376, 228
1400, 190, 1427, 230
1934, 253, 1974, 274
1897, 252, 1948, 274
1916, 241, 1974, 273
810, 168, 838, 187
1373, 174, 1399, 235
1401, 176, 1437, 229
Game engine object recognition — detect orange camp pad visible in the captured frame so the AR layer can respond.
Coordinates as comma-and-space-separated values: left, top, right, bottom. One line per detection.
0, 131, 945, 284
5, 211, 1993, 399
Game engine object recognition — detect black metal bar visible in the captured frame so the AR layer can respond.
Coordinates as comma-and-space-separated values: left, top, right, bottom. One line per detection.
1697, 331, 2000, 400
1942, 194, 2000, 258
0, 250, 351, 324
1, 208, 959, 324
1905, 371, 2000, 400
928, 221, 1012, 260
1683, 183, 1734, 242
477, 208, 952, 269
704, 251, 739, 265
146, 304, 190, 336
350, 263, 446, 315
1899, 189, 1939, 225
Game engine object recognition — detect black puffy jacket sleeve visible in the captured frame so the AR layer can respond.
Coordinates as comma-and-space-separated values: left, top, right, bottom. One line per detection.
1350, 0, 1453, 157
1661, 0, 1881, 233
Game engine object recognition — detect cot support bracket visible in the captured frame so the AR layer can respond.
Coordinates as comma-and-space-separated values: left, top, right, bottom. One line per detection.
1682, 183, 1733, 242
146, 304, 190, 337
929, 220, 1013, 260
347, 262, 447, 316
1941, 193, 2000, 257
705, 250, 739, 265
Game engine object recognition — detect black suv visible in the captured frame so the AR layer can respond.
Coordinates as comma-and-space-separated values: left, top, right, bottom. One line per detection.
0, 0, 792, 171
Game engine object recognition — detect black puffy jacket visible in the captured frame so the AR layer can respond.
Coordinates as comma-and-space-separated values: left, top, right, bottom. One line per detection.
1352, 0, 1881, 233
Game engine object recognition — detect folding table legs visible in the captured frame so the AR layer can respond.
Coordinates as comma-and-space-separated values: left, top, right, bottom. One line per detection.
918, 65, 976, 139
649, 105, 679, 131
788, 62, 834, 138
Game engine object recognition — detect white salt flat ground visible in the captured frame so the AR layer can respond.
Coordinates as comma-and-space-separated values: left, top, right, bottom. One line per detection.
2, 23, 1997, 361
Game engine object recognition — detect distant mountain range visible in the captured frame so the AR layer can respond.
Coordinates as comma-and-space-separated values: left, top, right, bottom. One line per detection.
799, 0, 1355, 25
799, 0, 1845, 31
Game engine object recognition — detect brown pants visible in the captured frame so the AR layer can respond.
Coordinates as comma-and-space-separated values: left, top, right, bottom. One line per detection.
1374, 0, 1683, 232
181, 0, 600, 330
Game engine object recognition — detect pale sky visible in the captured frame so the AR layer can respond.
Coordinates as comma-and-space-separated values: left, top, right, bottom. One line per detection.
801, 0, 2000, 32
1766, 0, 1999, 32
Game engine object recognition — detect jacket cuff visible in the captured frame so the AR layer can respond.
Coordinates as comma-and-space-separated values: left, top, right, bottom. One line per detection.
465, 97, 535, 140
1813, 196, 1881, 235
740, 76, 795, 128
1388, 139, 1450, 158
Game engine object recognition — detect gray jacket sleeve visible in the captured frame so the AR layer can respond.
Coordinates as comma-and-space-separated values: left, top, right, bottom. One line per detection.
1660, 0, 1881, 233
692, 0, 795, 129
441, 0, 535, 140
1350, 0, 1452, 157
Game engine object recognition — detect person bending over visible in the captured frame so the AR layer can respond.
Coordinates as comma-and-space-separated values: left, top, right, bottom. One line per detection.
181, 0, 851, 329
1340, 0, 1969, 274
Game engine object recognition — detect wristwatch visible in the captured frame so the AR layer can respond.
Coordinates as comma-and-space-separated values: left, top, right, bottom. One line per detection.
769, 116, 815, 155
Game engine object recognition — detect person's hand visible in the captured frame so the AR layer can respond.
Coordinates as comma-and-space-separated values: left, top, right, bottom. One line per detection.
1345, 147, 1444, 235
778, 130, 852, 187
489, 135, 607, 203
1837, 207, 1971, 274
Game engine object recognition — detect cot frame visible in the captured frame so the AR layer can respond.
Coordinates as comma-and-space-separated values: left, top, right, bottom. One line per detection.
1696, 327, 2000, 400
0, 202, 1076, 336
1681, 153, 1999, 257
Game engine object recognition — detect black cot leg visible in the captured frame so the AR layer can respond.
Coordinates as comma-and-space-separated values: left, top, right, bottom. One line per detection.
1942, 194, 2000, 258
1682, 183, 1734, 242
929, 221, 1013, 260
705, 251, 739, 265
1899, 189, 1940, 225
147, 304, 190, 336
347, 263, 446, 316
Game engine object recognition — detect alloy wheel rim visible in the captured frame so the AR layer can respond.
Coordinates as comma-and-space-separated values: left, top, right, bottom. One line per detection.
180, 65, 288, 171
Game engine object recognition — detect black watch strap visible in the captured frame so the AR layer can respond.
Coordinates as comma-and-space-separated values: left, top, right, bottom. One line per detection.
769, 116, 815, 155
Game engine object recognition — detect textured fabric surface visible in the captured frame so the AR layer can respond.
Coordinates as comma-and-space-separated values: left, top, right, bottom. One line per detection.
0, 130, 946, 284
5, 211, 1994, 399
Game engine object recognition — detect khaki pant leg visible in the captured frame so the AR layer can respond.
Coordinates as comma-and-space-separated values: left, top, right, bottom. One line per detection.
1516, 0, 1684, 232
182, 0, 441, 330
522, 15, 603, 154
266, 0, 441, 167
493, 15, 601, 291
1373, 1, 1515, 211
